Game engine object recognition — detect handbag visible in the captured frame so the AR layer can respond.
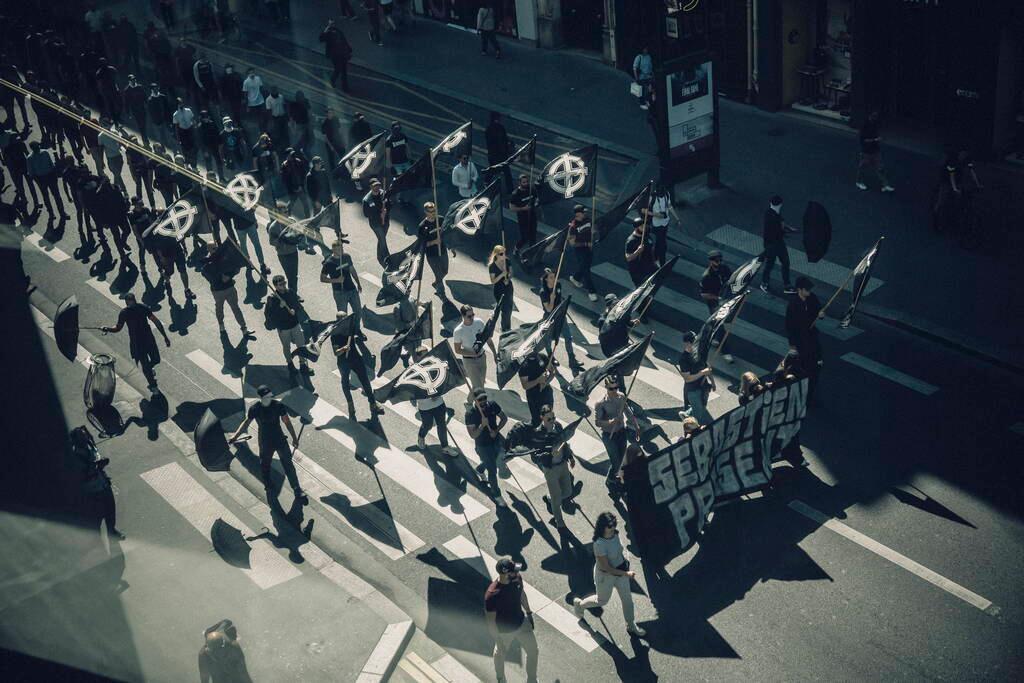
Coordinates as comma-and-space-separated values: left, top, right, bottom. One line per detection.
615, 559, 630, 572
629, 81, 643, 98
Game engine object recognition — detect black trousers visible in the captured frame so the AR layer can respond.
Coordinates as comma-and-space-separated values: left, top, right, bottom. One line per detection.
762, 241, 791, 287
494, 284, 513, 331
259, 439, 300, 492
480, 30, 501, 55
95, 487, 117, 533
277, 250, 298, 292
330, 58, 350, 92
337, 355, 374, 407
425, 249, 449, 297
526, 386, 554, 426
369, 220, 390, 267
417, 403, 449, 447
516, 215, 537, 250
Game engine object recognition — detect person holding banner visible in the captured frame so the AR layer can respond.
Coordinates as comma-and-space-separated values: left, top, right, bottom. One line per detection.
331, 312, 384, 420
519, 350, 557, 426
785, 276, 824, 399
594, 376, 635, 503
535, 405, 578, 530
567, 204, 598, 302
410, 345, 458, 457
488, 245, 514, 332
573, 511, 647, 637
676, 331, 714, 425
540, 268, 582, 373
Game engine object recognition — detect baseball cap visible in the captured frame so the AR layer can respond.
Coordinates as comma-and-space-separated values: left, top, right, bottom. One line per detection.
495, 557, 519, 574
604, 293, 618, 304
256, 385, 272, 397
573, 204, 586, 213
708, 249, 723, 261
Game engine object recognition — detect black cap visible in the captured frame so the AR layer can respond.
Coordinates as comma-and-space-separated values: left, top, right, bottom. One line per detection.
632, 217, 645, 227
770, 195, 783, 206
708, 249, 723, 261
256, 385, 272, 397
795, 276, 814, 290
495, 557, 519, 574
604, 293, 618, 304
573, 204, 586, 213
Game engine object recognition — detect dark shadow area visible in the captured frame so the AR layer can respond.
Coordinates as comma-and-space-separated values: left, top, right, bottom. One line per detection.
319, 492, 407, 555
445, 279, 495, 309
415, 548, 500, 656
491, 504, 535, 571
247, 496, 311, 564
122, 393, 170, 441
87, 247, 117, 279
506, 491, 560, 552
220, 332, 254, 378
171, 398, 246, 435
138, 269, 166, 312
243, 272, 268, 307
888, 485, 976, 529
166, 293, 198, 335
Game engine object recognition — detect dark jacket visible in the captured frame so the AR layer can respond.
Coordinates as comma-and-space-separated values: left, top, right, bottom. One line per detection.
763, 208, 784, 245
785, 293, 821, 349
265, 290, 301, 330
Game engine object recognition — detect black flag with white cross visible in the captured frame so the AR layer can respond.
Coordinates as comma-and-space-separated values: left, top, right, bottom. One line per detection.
376, 241, 425, 306
378, 301, 433, 377
495, 297, 571, 388
442, 179, 503, 236
598, 257, 677, 350
840, 236, 884, 328
567, 333, 652, 399
340, 132, 387, 182
536, 144, 598, 205
432, 121, 473, 163
373, 340, 466, 404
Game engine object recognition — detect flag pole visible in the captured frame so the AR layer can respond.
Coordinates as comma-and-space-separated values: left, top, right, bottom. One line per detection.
623, 334, 653, 398
811, 268, 856, 331
708, 294, 748, 366
551, 229, 569, 306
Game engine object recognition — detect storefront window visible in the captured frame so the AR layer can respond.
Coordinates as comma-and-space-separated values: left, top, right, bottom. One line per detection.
421, 0, 519, 37
791, 0, 853, 122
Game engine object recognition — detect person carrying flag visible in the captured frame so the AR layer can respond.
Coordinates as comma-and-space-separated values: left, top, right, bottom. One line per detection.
785, 276, 824, 399
624, 217, 657, 287
487, 245, 514, 332
675, 331, 713, 425
362, 178, 391, 267
699, 249, 734, 363
409, 345, 458, 457
593, 376, 635, 503
264, 275, 311, 377
534, 405, 579, 530
567, 204, 598, 302
540, 268, 582, 373
509, 174, 538, 257
466, 387, 508, 506
418, 202, 451, 299
331, 312, 384, 420
519, 349, 556, 427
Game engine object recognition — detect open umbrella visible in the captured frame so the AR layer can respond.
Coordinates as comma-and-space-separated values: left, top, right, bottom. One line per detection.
210, 518, 252, 569
55, 295, 104, 362
194, 408, 235, 472
802, 201, 832, 263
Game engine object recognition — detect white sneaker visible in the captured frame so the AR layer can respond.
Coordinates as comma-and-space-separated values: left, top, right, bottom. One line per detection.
587, 292, 598, 302
855, 182, 868, 191
881, 185, 895, 193
417, 437, 426, 450
569, 276, 582, 288
723, 353, 734, 363
627, 624, 647, 637
573, 597, 584, 619
639, 103, 649, 110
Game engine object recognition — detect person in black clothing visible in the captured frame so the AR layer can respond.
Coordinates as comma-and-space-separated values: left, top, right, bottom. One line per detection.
94, 57, 121, 122
349, 112, 371, 149
484, 111, 512, 192
539, 267, 581, 371
509, 174, 537, 256
280, 148, 312, 218
624, 216, 656, 286
321, 237, 362, 317
219, 117, 247, 172
418, 202, 450, 299
760, 195, 795, 295
487, 244, 514, 331
699, 249, 734, 362
597, 292, 636, 389
122, 74, 148, 143
785, 276, 824, 399
219, 64, 244, 126
331, 312, 384, 419
485, 557, 538, 683
192, 54, 218, 108
0, 59, 28, 130
365, 0, 383, 46
855, 111, 894, 193
147, 211, 195, 300
151, 143, 178, 207
306, 155, 333, 211
320, 108, 345, 171
146, 83, 174, 148
675, 331, 713, 425
101, 293, 171, 395
567, 204, 597, 301
1, 126, 35, 207
116, 15, 140, 71
264, 275, 311, 375
93, 176, 134, 268
319, 19, 352, 93
196, 110, 224, 179
466, 387, 508, 504
385, 121, 409, 202
519, 350, 556, 426
126, 196, 154, 272
289, 91, 313, 156
362, 178, 391, 267
229, 385, 307, 506
201, 240, 254, 338
70, 426, 126, 542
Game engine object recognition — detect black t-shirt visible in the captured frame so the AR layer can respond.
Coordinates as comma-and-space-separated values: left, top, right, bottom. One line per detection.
539, 280, 562, 311
509, 186, 536, 224
860, 120, 880, 154
676, 351, 706, 390
247, 399, 288, 446
489, 260, 512, 300
118, 304, 156, 346
624, 232, 655, 276
201, 251, 234, 291
417, 218, 443, 257
598, 312, 630, 357
386, 132, 408, 165
321, 117, 343, 147
484, 577, 525, 633
518, 354, 549, 397
465, 400, 504, 447
330, 332, 365, 366
699, 264, 732, 297
220, 128, 244, 153
321, 253, 357, 291
568, 218, 592, 250
362, 190, 387, 227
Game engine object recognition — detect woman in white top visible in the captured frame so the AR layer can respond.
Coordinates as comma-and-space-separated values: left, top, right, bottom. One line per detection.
573, 511, 647, 637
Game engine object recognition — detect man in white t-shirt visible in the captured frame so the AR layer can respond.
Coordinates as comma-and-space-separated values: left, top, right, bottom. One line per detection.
242, 68, 266, 129
453, 305, 494, 391
451, 154, 479, 199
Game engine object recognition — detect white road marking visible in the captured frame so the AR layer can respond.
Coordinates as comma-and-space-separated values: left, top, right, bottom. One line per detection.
25, 233, 71, 262
443, 535, 601, 652
186, 349, 488, 526
706, 224, 885, 295
402, 652, 452, 683
140, 462, 302, 590
430, 653, 481, 683
840, 352, 939, 396
357, 620, 414, 682
788, 500, 996, 614
87, 277, 127, 306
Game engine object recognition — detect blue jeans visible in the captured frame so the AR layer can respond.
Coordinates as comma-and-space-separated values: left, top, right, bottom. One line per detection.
684, 385, 712, 425
477, 441, 502, 497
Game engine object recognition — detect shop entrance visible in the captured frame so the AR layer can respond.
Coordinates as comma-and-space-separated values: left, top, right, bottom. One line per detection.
562, 0, 605, 52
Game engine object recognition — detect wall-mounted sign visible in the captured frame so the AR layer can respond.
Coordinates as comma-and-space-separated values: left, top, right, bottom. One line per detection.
666, 60, 714, 158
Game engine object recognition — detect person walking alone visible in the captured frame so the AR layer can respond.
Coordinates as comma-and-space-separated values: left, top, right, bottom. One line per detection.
572, 511, 647, 637
486, 557, 538, 683
855, 111, 894, 193
101, 293, 171, 396
759, 195, 796, 295
477, 3, 501, 58
229, 385, 308, 507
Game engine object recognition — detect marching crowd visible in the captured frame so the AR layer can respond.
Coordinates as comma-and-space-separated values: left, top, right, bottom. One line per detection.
1, 3, 826, 682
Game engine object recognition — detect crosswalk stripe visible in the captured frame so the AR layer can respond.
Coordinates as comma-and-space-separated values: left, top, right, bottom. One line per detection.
705, 224, 884, 296
429, 653, 481, 683
840, 352, 939, 396
140, 462, 303, 590
670, 256, 862, 340
443, 535, 601, 653
186, 349, 488, 526
277, 387, 492, 525
593, 261, 791, 356
402, 652, 450, 683
25, 232, 71, 262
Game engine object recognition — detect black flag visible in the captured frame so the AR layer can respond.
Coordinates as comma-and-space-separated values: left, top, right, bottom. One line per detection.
506, 415, 584, 461
695, 291, 748, 365
292, 315, 357, 362
472, 291, 505, 354
567, 333, 652, 399
598, 256, 676, 352
373, 340, 466, 404
432, 121, 473, 162
142, 188, 204, 240
802, 201, 833, 263
442, 180, 503, 236
482, 135, 536, 175
518, 227, 567, 267
495, 297, 571, 388
340, 132, 387, 182
376, 242, 424, 306
593, 180, 652, 244
378, 301, 433, 376
726, 255, 764, 296
839, 237, 883, 329
385, 154, 433, 200
536, 144, 598, 205
291, 199, 342, 242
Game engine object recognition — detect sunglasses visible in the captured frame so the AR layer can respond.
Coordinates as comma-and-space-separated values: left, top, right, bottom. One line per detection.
475, 397, 487, 404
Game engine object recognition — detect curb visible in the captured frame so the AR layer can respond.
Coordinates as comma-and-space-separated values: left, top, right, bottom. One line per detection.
356, 620, 415, 683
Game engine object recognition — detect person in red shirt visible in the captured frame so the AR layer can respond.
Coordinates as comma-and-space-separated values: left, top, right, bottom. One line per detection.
485, 557, 538, 683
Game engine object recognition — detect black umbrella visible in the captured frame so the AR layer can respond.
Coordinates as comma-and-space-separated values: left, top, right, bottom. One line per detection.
802, 201, 832, 263
194, 408, 235, 472
210, 518, 252, 569
54, 295, 104, 362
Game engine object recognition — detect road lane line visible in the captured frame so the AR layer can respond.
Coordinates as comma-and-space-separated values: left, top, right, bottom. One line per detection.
25, 233, 71, 262
443, 534, 601, 652
87, 277, 127, 306
186, 349, 246, 395
840, 352, 939, 396
430, 653, 481, 683
140, 462, 303, 590
357, 620, 414, 682
788, 500, 996, 614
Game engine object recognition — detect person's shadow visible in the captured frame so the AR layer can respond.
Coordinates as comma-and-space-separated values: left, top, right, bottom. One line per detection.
123, 393, 169, 441
167, 293, 198, 334
246, 496, 314, 564
492, 504, 535, 571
